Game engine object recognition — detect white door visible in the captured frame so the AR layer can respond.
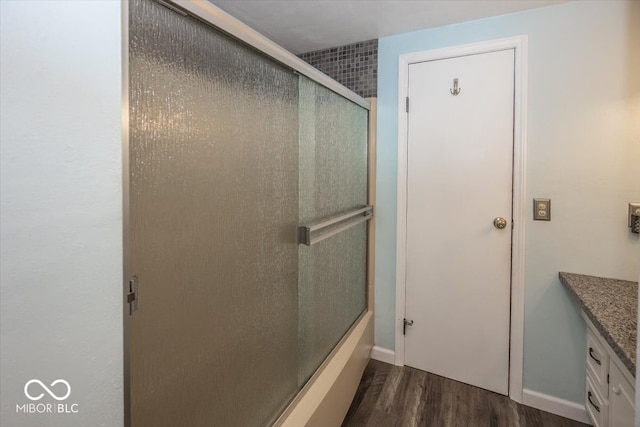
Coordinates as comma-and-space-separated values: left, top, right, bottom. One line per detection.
404, 49, 515, 395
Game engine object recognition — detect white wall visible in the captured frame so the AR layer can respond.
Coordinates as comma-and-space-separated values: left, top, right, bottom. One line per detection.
0, 1, 123, 426
376, 0, 640, 404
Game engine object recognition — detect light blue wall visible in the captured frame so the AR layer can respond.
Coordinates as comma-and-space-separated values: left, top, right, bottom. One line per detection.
376, 0, 640, 403
0, 1, 123, 426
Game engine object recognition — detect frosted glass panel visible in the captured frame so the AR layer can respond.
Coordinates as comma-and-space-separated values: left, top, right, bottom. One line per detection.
298, 77, 368, 385
129, 0, 298, 425
298, 77, 368, 224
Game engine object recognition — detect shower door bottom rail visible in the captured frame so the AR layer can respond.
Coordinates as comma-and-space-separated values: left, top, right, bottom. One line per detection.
297, 206, 373, 246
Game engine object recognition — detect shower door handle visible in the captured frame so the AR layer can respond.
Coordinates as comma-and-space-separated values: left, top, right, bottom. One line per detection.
297, 206, 373, 246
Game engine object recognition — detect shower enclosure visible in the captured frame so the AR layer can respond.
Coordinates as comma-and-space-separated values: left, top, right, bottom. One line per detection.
124, 0, 374, 425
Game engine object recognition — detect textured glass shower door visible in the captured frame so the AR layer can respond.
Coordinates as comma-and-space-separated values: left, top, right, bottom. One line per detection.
129, 0, 299, 425
128, 0, 370, 425
297, 77, 369, 386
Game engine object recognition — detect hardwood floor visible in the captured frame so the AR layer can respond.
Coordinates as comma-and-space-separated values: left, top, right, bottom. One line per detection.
342, 360, 590, 427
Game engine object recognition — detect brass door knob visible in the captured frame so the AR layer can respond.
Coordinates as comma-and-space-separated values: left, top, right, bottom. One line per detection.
493, 217, 508, 229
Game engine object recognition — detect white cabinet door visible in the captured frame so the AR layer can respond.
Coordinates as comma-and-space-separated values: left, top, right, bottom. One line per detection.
609, 361, 635, 427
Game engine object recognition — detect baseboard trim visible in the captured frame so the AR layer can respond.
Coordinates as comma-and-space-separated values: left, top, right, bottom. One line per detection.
370, 346, 395, 365
522, 388, 591, 425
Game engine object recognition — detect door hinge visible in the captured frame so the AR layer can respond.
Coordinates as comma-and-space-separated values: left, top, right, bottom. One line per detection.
403, 318, 414, 335
127, 276, 139, 315
406, 97, 409, 113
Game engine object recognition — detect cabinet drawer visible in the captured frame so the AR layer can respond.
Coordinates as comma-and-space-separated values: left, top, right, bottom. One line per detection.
587, 328, 609, 397
586, 376, 608, 427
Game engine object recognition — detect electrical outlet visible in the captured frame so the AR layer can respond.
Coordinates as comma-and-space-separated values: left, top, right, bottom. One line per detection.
534, 198, 551, 221
629, 203, 640, 234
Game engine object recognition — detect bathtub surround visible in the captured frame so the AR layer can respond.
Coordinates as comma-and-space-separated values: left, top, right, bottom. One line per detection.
375, 0, 639, 414
299, 39, 378, 98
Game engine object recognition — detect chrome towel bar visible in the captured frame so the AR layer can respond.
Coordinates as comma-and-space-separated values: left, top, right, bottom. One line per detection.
297, 206, 373, 246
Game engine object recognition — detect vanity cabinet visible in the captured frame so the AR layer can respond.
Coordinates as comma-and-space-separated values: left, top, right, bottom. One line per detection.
584, 315, 635, 427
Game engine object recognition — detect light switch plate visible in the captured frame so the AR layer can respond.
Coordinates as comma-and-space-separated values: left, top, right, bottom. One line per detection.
534, 198, 551, 221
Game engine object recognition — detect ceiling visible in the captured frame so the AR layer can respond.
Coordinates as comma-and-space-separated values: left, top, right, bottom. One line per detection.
208, 0, 570, 54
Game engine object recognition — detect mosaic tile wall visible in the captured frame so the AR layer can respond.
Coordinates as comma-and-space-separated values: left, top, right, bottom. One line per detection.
298, 39, 378, 98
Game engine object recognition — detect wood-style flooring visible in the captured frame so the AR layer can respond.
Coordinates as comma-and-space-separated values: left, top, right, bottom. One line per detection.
342, 360, 590, 427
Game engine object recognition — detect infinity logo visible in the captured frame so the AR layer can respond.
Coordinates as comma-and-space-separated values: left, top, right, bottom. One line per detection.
24, 379, 71, 401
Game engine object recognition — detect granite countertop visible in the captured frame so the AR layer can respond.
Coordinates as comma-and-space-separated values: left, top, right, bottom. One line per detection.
559, 272, 637, 376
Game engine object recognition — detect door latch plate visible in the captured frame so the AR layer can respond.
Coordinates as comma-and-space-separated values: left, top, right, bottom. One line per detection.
128, 276, 139, 315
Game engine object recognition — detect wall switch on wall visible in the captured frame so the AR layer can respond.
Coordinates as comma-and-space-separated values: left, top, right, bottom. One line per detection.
534, 198, 551, 221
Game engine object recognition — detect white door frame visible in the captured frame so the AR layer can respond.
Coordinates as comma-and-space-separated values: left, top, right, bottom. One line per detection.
394, 36, 528, 403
